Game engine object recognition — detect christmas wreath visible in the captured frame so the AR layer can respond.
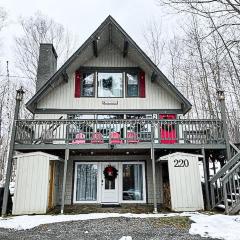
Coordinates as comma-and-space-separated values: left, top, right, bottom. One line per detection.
103, 165, 118, 181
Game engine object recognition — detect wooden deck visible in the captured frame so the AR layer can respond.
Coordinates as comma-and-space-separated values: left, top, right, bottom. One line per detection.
14, 118, 226, 151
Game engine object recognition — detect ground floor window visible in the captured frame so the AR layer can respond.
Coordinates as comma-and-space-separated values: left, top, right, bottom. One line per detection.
75, 163, 98, 201
122, 164, 143, 201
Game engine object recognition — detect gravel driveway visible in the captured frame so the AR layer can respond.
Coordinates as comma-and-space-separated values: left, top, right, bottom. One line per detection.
0, 217, 219, 240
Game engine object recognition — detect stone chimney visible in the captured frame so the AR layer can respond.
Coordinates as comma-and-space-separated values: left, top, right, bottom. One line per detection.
36, 43, 58, 91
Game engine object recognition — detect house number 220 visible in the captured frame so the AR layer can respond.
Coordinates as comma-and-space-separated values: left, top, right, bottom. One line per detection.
174, 159, 189, 167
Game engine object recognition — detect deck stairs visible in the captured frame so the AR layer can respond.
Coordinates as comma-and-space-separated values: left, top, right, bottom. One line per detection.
210, 142, 240, 214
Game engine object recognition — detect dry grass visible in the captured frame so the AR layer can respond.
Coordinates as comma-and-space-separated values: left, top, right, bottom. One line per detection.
149, 216, 191, 229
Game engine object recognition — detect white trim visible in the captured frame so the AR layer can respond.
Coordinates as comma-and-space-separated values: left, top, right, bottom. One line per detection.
73, 161, 146, 204
73, 162, 99, 204
120, 161, 146, 204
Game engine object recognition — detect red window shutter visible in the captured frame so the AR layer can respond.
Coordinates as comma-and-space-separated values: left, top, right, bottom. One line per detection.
75, 71, 81, 98
139, 70, 146, 98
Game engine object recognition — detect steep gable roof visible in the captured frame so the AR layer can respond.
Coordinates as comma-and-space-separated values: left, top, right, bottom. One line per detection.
26, 15, 191, 114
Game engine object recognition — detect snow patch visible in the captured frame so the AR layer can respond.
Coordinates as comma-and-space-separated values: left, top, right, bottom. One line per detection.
0, 212, 197, 230
190, 214, 240, 240
119, 236, 132, 240
2, 211, 239, 240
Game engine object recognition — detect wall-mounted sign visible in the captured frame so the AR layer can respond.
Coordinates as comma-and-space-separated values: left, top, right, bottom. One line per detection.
102, 100, 118, 105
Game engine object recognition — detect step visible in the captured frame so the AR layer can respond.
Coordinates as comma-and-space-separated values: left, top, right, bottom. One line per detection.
216, 204, 225, 210
101, 204, 121, 208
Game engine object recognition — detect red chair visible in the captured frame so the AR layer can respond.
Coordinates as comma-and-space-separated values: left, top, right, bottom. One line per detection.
109, 132, 122, 144
72, 132, 85, 144
91, 132, 104, 144
126, 131, 139, 144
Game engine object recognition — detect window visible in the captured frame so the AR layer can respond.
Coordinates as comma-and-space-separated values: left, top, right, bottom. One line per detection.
75, 68, 144, 98
75, 164, 98, 202
81, 72, 95, 97
98, 72, 123, 97
122, 164, 143, 201
126, 73, 139, 97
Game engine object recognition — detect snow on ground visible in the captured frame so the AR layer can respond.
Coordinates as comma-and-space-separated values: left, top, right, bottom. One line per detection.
0, 212, 198, 230
0, 212, 240, 240
190, 214, 240, 240
119, 236, 132, 240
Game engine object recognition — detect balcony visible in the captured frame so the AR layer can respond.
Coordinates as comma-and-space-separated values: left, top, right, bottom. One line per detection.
14, 119, 226, 150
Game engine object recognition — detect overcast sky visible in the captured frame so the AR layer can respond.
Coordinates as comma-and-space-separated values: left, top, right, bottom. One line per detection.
0, 0, 183, 76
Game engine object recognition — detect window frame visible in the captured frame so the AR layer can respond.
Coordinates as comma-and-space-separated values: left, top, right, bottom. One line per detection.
125, 71, 140, 98
120, 161, 146, 203
80, 71, 96, 98
97, 71, 124, 98
73, 162, 100, 203
77, 67, 142, 99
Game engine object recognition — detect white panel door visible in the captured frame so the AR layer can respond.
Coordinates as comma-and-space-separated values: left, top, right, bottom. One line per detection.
168, 153, 204, 211
101, 162, 119, 203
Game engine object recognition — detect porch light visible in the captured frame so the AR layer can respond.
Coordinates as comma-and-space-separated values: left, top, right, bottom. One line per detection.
16, 87, 25, 101
217, 89, 225, 100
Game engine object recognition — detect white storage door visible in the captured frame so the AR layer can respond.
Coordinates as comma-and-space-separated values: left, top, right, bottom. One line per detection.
168, 153, 204, 211
13, 153, 50, 215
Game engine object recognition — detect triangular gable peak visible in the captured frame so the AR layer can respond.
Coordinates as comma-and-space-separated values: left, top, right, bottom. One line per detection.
27, 15, 191, 114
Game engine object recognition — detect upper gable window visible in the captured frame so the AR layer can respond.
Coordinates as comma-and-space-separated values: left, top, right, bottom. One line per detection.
97, 72, 123, 98
75, 68, 145, 98
126, 72, 139, 97
81, 72, 95, 97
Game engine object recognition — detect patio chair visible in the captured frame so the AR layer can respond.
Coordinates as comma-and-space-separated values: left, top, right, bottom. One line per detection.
109, 132, 122, 144
71, 132, 86, 144
91, 132, 104, 144
126, 131, 139, 144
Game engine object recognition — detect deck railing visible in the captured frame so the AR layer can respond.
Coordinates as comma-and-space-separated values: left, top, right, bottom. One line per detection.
15, 119, 225, 145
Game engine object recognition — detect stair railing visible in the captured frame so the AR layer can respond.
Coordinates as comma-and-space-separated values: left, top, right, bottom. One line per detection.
221, 161, 240, 214
210, 142, 240, 211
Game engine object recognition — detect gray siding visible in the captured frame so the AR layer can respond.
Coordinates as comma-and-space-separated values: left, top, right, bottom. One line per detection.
146, 160, 163, 204
83, 44, 137, 67
57, 159, 73, 205
36, 44, 181, 111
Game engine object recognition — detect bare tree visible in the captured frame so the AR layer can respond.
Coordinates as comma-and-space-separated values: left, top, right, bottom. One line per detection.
15, 12, 78, 89
158, 0, 240, 18
154, 0, 240, 142
143, 20, 165, 67
0, 7, 7, 32
0, 7, 8, 181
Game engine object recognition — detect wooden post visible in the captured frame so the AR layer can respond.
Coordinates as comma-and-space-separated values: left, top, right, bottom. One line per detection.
61, 148, 69, 214
151, 147, 158, 213
2, 87, 24, 217
151, 123, 158, 213
202, 147, 211, 210
217, 90, 231, 160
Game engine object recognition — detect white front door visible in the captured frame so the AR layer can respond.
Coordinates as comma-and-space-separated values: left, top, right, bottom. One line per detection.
101, 162, 119, 203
